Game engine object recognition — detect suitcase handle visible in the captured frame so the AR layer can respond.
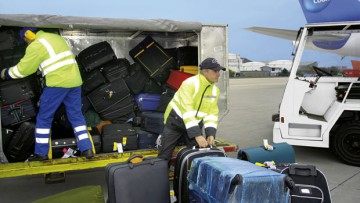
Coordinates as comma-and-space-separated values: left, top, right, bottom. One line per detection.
289, 164, 317, 176
127, 154, 144, 164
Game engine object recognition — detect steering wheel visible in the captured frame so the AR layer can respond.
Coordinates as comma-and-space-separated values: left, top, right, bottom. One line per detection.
312, 66, 333, 77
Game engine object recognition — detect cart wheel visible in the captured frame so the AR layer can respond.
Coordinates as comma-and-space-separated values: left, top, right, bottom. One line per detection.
44, 172, 66, 184
332, 121, 360, 166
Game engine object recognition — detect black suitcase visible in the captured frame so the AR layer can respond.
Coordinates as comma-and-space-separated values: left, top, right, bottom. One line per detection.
102, 123, 138, 153
174, 146, 226, 203
136, 128, 159, 149
106, 155, 170, 203
175, 46, 198, 66
99, 95, 135, 121
142, 78, 164, 94
87, 79, 131, 113
156, 88, 175, 112
101, 58, 130, 82
124, 63, 148, 94
1, 99, 38, 126
140, 111, 164, 134
129, 36, 175, 83
0, 29, 18, 51
51, 134, 102, 158
279, 164, 332, 203
77, 41, 116, 72
1, 128, 14, 152
0, 46, 26, 68
6, 122, 35, 162
0, 76, 41, 106
82, 69, 107, 95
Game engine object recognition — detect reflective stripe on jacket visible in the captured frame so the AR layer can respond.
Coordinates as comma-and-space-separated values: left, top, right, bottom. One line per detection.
8, 30, 82, 88
164, 73, 220, 139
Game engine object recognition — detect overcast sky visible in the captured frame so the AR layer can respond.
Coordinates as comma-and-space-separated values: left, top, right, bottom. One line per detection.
0, 0, 306, 62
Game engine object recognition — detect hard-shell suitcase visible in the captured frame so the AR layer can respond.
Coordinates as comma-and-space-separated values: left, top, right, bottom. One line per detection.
1, 99, 37, 126
124, 63, 148, 94
6, 122, 35, 162
101, 58, 130, 82
82, 69, 107, 95
51, 134, 102, 158
180, 65, 198, 75
279, 164, 332, 203
237, 142, 296, 164
129, 36, 175, 82
188, 157, 290, 203
77, 41, 116, 72
0, 76, 41, 106
166, 70, 192, 91
140, 111, 164, 134
106, 155, 170, 203
174, 146, 226, 203
135, 128, 159, 149
87, 79, 131, 113
102, 123, 138, 153
98, 95, 135, 121
134, 93, 161, 111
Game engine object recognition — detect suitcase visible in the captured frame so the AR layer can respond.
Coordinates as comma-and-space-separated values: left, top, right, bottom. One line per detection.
124, 62, 149, 94
0, 76, 41, 106
180, 65, 199, 75
188, 157, 290, 203
335, 84, 360, 101
106, 155, 170, 203
0, 29, 18, 51
99, 95, 135, 121
142, 78, 163, 94
77, 41, 116, 72
237, 142, 296, 165
278, 164, 332, 203
156, 88, 175, 112
1, 128, 14, 152
175, 46, 198, 66
101, 58, 130, 82
0, 46, 26, 68
102, 123, 138, 153
129, 36, 175, 82
134, 93, 161, 111
136, 128, 159, 149
140, 111, 164, 134
87, 79, 131, 113
174, 146, 226, 203
82, 69, 107, 95
1, 99, 38, 126
51, 134, 102, 158
166, 70, 192, 91
6, 122, 35, 162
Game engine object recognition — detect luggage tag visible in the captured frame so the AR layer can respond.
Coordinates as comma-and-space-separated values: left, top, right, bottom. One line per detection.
113, 142, 124, 153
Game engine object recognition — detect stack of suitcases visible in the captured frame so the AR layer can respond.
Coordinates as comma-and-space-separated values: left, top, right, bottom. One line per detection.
0, 27, 201, 161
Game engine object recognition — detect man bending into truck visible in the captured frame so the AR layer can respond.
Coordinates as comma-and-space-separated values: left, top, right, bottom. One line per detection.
0, 27, 94, 161
157, 57, 225, 160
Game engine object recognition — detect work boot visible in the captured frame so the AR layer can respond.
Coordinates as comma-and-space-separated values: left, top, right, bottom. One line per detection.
81, 149, 94, 159
27, 154, 49, 162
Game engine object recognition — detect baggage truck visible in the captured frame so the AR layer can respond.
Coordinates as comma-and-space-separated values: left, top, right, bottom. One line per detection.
272, 21, 360, 166
0, 14, 236, 180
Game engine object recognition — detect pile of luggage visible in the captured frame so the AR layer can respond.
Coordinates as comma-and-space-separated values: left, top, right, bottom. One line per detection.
0, 26, 199, 161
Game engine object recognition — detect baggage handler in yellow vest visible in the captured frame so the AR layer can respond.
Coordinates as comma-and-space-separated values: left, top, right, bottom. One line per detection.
0, 28, 94, 161
157, 58, 226, 160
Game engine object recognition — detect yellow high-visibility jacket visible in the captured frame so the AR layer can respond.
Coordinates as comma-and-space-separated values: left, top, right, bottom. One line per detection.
164, 73, 220, 139
8, 30, 82, 87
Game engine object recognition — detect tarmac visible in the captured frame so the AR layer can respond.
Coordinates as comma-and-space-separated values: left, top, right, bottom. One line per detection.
0, 77, 359, 202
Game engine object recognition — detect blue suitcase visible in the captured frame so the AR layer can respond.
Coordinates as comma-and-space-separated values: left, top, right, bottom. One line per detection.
135, 93, 161, 111
237, 142, 296, 164
188, 157, 290, 203
136, 129, 159, 149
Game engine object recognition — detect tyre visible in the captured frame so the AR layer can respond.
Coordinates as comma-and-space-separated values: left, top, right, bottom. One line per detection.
331, 121, 360, 166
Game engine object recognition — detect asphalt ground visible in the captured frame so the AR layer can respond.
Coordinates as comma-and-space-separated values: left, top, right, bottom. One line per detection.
0, 77, 359, 202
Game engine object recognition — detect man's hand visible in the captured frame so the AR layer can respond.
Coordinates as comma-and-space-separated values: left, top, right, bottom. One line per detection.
1, 68, 7, 80
207, 136, 216, 147
195, 135, 208, 148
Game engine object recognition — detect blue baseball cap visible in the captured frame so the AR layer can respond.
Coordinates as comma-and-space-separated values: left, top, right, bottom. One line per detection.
19, 27, 38, 44
199, 57, 226, 71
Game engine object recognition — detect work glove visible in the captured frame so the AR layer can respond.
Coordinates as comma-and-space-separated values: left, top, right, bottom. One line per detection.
195, 135, 208, 148
1, 68, 7, 80
207, 136, 216, 147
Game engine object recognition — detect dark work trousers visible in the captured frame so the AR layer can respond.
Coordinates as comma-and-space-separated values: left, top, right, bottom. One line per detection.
157, 112, 197, 160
